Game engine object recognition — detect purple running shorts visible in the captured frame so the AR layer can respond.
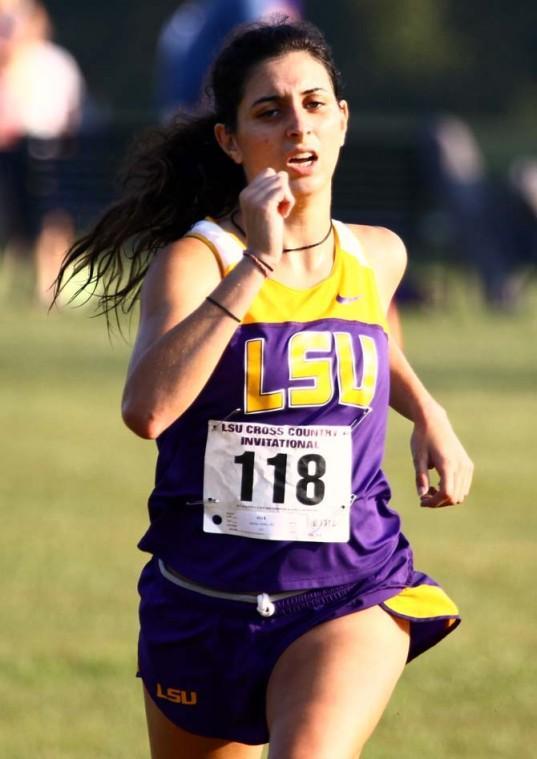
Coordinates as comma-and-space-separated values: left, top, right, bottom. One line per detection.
137, 555, 460, 745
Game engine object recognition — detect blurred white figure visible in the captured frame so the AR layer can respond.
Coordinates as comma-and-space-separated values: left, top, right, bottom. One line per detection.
511, 158, 537, 217
434, 117, 484, 184
0, 0, 84, 305
0, 0, 83, 138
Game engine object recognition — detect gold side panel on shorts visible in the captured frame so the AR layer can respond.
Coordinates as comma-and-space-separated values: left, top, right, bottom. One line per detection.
383, 584, 460, 619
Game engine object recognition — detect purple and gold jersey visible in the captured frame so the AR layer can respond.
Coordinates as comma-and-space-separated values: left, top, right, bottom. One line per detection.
138, 219, 410, 592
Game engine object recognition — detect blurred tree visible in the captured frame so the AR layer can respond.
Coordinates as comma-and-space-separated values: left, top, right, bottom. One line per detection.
309, 0, 537, 119
365, 0, 463, 78
43, 0, 536, 126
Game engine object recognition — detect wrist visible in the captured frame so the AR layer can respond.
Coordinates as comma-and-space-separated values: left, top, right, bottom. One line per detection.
243, 249, 273, 277
245, 247, 279, 270
411, 397, 447, 427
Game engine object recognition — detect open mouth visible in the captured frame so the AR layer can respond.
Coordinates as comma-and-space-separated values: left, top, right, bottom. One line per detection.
287, 151, 318, 168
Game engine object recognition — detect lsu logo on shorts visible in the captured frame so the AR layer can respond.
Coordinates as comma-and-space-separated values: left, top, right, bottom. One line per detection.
156, 683, 198, 705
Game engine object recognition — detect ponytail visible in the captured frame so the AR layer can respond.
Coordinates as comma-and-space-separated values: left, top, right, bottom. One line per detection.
53, 112, 244, 320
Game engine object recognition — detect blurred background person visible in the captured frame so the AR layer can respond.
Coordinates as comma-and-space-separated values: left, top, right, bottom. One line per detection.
418, 115, 535, 309
504, 157, 537, 296
155, 0, 303, 122
0, 0, 40, 272
0, 0, 85, 305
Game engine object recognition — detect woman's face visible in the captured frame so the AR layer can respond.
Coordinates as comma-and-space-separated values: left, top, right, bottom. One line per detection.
217, 50, 348, 197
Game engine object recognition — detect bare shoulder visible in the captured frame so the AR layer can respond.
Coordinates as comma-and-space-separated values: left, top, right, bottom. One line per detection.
347, 224, 407, 277
347, 224, 407, 305
141, 234, 221, 321
129, 235, 221, 368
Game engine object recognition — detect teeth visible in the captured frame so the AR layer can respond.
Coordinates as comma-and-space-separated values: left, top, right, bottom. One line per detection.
290, 153, 315, 163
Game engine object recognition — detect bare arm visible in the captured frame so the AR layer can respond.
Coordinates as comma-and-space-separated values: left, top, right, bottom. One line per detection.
122, 168, 294, 439
389, 338, 473, 506
121, 239, 265, 439
351, 225, 474, 507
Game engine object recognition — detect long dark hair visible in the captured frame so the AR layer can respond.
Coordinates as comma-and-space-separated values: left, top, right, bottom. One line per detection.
53, 18, 342, 320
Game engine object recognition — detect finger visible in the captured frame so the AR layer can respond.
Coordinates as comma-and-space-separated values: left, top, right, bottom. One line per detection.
437, 464, 456, 504
458, 464, 473, 503
244, 175, 284, 199
242, 174, 283, 205
413, 453, 429, 498
252, 169, 289, 193
258, 184, 294, 208
464, 459, 474, 496
420, 487, 451, 509
416, 471, 429, 499
421, 467, 468, 507
451, 460, 473, 504
454, 469, 468, 504
254, 181, 295, 213
246, 174, 292, 204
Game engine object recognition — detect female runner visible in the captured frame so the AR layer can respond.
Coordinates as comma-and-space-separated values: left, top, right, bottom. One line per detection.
55, 18, 473, 759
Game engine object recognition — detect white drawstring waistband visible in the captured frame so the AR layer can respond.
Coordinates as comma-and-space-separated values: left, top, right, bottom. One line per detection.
158, 559, 305, 617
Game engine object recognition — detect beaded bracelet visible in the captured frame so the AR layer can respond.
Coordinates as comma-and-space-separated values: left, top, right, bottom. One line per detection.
243, 249, 274, 273
205, 296, 241, 323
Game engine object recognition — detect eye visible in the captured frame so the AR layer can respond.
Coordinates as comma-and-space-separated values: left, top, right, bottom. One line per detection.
256, 108, 280, 119
306, 100, 325, 111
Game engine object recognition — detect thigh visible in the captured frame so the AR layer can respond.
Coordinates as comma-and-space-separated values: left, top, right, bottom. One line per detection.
266, 606, 410, 759
144, 686, 264, 759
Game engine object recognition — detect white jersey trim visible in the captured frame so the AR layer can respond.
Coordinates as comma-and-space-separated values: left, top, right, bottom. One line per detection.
187, 218, 369, 270
332, 220, 369, 266
187, 219, 243, 270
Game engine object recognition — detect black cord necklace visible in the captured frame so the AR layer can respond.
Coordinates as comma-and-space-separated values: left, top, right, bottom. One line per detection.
230, 211, 333, 252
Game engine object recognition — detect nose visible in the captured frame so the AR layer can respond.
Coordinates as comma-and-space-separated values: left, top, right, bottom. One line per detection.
285, 106, 311, 138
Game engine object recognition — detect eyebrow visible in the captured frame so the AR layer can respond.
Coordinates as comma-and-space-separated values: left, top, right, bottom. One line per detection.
250, 87, 329, 108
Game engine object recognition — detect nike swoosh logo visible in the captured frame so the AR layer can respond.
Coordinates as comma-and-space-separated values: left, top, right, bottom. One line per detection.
336, 294, 363, 304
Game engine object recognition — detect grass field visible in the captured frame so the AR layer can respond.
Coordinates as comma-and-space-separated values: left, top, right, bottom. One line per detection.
1, 275, 536, 758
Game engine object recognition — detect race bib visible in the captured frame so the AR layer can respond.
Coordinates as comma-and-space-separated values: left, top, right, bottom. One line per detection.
203, 420, 352, 542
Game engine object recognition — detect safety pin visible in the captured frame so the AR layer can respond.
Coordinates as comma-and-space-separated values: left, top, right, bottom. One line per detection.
350, 409, 371, 430
185, 497, 220, 506
211, 408, 243, 430
222, 408, 242, 421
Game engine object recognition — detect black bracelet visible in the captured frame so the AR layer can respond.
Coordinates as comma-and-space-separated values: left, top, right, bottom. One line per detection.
243, 250, 268, 278
205, 296, 241, 323
244, 249, 274, 272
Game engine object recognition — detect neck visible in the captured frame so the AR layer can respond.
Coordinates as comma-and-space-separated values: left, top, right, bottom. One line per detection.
281, 186, 333, 249
279, 189, 336, 284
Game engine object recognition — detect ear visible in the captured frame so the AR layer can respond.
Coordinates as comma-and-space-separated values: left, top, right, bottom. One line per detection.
214, 123, 243, 164
338, 100, 349, 147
